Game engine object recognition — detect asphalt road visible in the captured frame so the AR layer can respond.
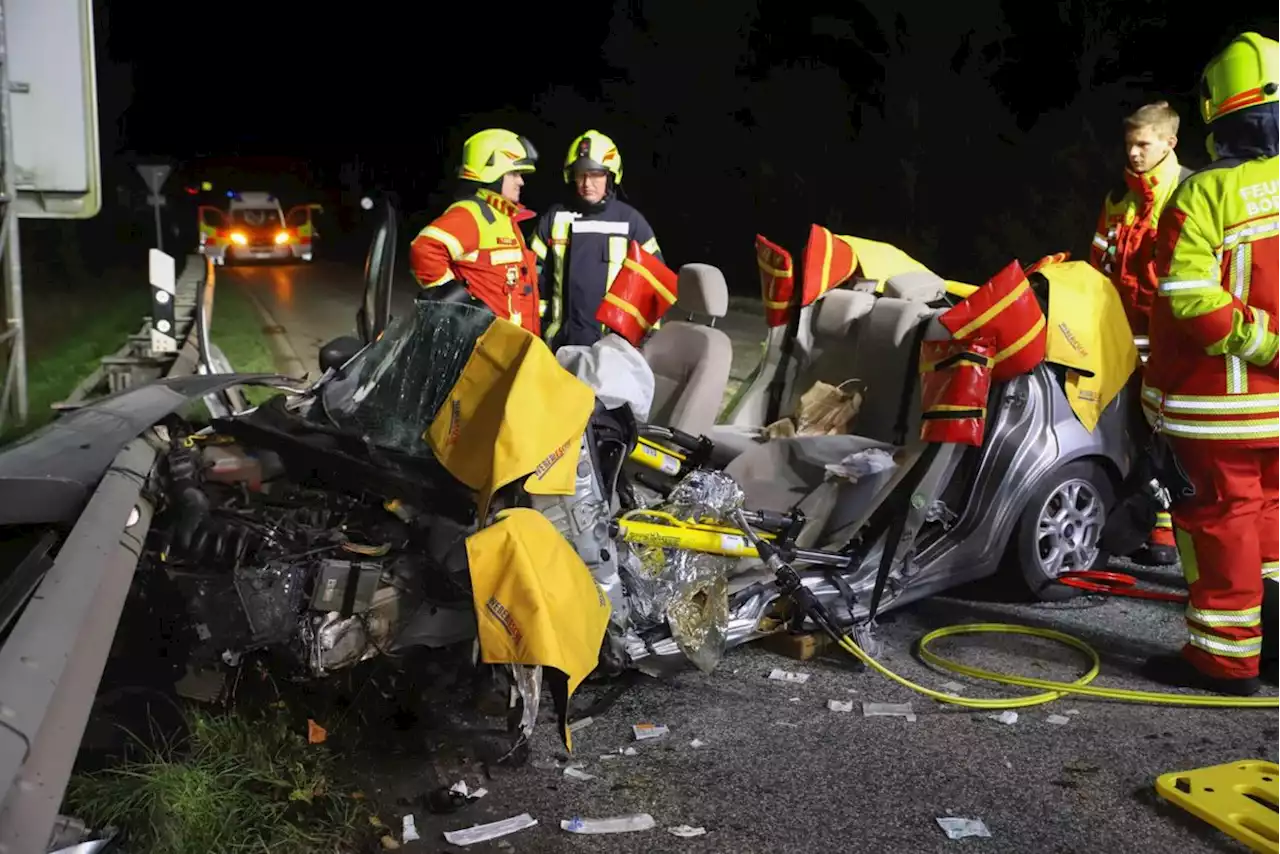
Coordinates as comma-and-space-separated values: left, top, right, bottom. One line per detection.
226, 258, 1278, 854
219, 257, 768, 389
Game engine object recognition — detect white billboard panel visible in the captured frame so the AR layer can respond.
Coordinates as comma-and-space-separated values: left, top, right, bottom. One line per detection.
8, 0, 102, 218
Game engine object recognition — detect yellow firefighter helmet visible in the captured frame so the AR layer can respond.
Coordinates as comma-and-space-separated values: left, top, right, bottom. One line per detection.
459, 129, 538, 184
1200, 32, 1280, 123
563, 129, 623, 185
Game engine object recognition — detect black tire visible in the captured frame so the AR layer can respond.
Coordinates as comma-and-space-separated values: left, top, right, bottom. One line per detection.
1010, 459, 1115, 601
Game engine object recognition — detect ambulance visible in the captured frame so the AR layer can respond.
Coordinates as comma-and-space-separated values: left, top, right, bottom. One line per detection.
197, 192, 323, 265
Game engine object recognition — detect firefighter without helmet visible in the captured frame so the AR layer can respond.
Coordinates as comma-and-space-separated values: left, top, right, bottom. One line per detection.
458, 129, 539, 185
564, 130, 623, 185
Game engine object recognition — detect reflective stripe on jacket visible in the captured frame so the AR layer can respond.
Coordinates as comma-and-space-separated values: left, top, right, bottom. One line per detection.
1143, 156, 1279, 445
1088, 152, 1189, 335
410, 189, 541, 336
531, 197, 661, 349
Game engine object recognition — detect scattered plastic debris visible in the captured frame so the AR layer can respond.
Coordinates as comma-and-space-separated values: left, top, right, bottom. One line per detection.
825, 447, 896, 482
828, 699, 854, 712
600, 746, 639, 760
562, 814, 657, 834
532, 758, 560, 771
564, 765, 596, 781
990, 711, 1018, 725
633, 723, 669, 740
1064, 709, 1080, 716
668, 825, 708, 838
775, 721, 799, 728
863, 702, 917, 722
450, 781, 479, 798
402, 815, 420, 843
690, 738, 707, 748
1046, 714, 1071, 726
939, 681, 966, 696
444, 814, 539, 847
569, 716, 594, 733
769, 668, 810, 684
307, 719, 328, 744
936, 817, 992, 839
789, 697, 802, 703
1001, 755, 1013, 770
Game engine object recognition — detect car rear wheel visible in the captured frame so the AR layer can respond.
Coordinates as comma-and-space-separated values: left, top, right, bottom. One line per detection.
1011, 459, 1115, 601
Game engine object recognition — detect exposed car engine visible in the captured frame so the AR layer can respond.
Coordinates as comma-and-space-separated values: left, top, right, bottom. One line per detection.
147, 419, 475, 679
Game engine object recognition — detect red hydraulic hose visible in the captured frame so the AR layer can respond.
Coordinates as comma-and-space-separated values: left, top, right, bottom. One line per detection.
1056, 570, 1189, 604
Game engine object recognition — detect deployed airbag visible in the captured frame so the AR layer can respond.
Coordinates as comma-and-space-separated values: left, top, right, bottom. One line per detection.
556, 333, 656, 422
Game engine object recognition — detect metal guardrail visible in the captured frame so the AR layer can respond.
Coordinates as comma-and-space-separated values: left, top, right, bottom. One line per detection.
53, 253, 211, 411
0, 252, 215, 854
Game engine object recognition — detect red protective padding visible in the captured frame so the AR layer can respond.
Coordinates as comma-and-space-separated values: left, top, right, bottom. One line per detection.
1026, 251, 1070, 274
919, 338, 996, 446
938, 259, 1048, 381
800, 223, 858, 306
595, 240, 680, 346
756, 234, 796, 328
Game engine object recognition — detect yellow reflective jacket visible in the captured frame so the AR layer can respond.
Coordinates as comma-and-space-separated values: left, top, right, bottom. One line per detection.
1145, 156, 1279, 446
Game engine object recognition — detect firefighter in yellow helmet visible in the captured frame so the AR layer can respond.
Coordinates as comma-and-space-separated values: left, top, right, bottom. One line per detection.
409, 129, 543, 335
1141, 32, 1279, 695
530, 129, 663, 350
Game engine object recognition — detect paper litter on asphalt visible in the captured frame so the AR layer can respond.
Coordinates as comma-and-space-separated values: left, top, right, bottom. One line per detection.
401, 814, 420, 843
936, 817, 992, 839
600, 746, 639, 760
668, 825, 708, 838
564, 764, 596, 781
449, 781, 487, 799
561, 814, 657, 834
633, 723, 669, 740
827, 699, 854, 712
443, 814, 538, 847
769, 668, 811, 684
1046, 714, 1071, 725
569, 716, 594, 732
863, 701, 917, 722
689, 738, 707, 748
990, 710, 1018, 725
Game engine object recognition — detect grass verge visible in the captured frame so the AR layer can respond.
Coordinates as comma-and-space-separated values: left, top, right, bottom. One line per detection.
1, 283, 147, 445
67, 706, 371, 854
210, 280, 280, 407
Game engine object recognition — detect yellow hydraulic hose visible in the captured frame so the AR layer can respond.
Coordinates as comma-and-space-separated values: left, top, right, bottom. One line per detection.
619, 511, 1277, 708
833, 623, 1279, 710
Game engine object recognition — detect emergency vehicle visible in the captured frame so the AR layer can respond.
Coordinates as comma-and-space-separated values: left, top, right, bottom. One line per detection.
197, 192, 323, 265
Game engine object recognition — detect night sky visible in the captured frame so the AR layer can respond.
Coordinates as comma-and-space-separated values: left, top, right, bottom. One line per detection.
93, 0, 1279, 289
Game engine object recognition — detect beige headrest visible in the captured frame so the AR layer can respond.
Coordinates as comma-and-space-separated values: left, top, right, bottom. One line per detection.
676, 263, 729, 318
883, 270, 945, 302
812, 289, 876, 340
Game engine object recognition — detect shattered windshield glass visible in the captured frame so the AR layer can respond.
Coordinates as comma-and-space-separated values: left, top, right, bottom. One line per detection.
315, 301, 494, 457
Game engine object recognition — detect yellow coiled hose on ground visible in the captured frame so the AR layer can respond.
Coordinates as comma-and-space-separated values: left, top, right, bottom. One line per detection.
617, 509, 1279, 710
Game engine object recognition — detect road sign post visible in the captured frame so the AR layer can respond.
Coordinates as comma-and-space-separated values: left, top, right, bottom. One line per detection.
136, 164, 171, 253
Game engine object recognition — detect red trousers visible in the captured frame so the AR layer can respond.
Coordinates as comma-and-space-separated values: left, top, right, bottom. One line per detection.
1170, 439, 1279, 679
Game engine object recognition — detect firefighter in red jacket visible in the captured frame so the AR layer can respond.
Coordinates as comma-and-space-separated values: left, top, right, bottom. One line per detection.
1089, 101, 1191, 566
1141, 32, 1279, 695
410, 129, 543, 336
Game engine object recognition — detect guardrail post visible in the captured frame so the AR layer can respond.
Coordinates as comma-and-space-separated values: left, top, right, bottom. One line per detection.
148, 249, 177, 355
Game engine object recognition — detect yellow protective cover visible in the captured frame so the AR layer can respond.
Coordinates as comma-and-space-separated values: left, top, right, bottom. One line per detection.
465, 508, 611, 751
425, 319, 596, 518
841, 235, 976, 297
1037, 261, 1139, 432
